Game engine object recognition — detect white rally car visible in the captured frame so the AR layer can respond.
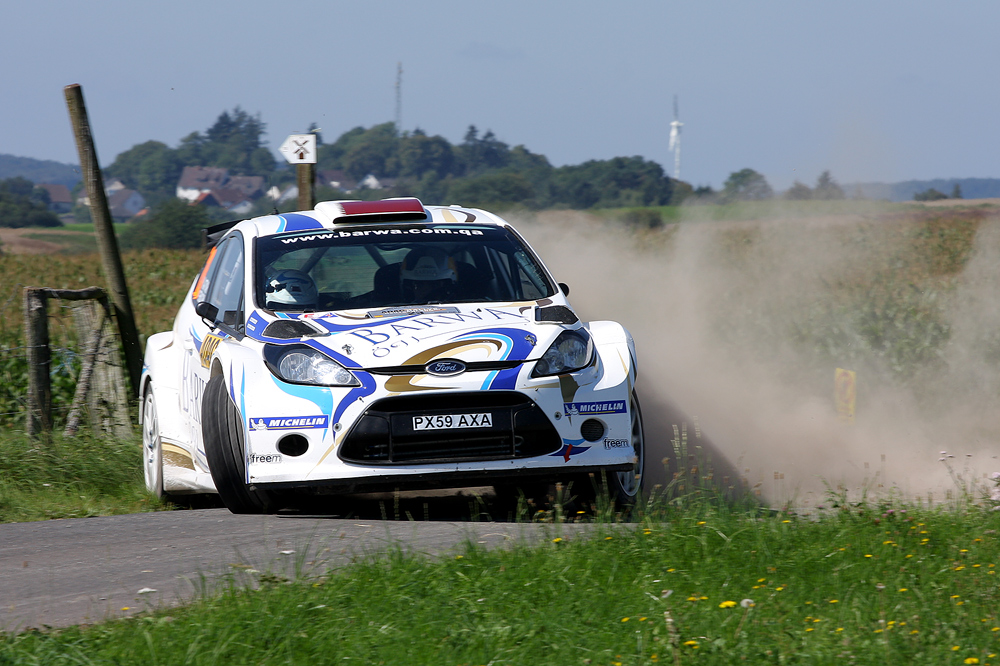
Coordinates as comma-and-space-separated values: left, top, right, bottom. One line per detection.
140, 197, 643, 513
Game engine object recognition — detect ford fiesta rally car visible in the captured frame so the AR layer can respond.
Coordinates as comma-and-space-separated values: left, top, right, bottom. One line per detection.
140, 197, 644, 513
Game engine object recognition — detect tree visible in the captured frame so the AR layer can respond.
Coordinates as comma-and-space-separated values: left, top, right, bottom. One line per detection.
395, 132, 455, 179
722, 169, 773, 201
0, 177, 60, 228
813, 171, 844, 200
548, 157, 675, 209
951, 183, 963, 199
913, 188, 949, 202
119, 198, 211, 249
105, 141, 182, 203
176, 107, 275, 175
784, 181, 812, 200
447, 172, 535, 209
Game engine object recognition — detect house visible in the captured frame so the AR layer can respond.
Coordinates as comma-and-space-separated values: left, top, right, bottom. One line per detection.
36, 183, 73, 214
107, 188, 146, 221
316, 170, 357, 193
226, 175, 265, 200
176, 166, 229, 202
193, 188, 254, 216
358, 174, 398, 191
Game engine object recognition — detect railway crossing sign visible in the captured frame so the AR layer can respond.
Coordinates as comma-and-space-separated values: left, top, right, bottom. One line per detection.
280, 134, 317, 164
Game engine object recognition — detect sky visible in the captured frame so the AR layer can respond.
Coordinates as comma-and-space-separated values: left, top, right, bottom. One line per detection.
1, 0, 997, 190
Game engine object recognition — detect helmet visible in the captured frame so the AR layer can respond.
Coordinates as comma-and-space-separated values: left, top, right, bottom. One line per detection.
265, 269, 318, 308
400, 248, 457, 284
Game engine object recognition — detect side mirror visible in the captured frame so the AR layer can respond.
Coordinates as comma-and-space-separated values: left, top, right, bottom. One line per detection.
195, 301, 219, 327
559, 282, 570, 296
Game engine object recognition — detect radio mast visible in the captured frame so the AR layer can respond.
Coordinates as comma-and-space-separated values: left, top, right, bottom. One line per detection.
668, 95, 683, 179
395, 62, 403, 133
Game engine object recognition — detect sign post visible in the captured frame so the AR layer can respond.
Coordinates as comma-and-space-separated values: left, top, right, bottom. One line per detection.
834, 368, 856, 424
280, 134, 317, 211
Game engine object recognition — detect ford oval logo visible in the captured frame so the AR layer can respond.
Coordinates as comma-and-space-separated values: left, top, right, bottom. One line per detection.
426, 359, 466, 376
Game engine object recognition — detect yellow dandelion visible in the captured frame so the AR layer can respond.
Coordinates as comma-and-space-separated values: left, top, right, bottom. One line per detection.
953, 646, 961, 651
651, 656, 658, 663
719, 600, 737, 609
829, 599, 839, 604
974, 564, 982, 568
782, 520, 791, 523
699, 596, 708, 600
455, 555, 464, 560
622, 617, 630, 622
990, 571, 997, 575
683, 640, 699, 647
992, 627, 1000, 632
899, 588, 908, 592
910, 630, 919, 634
552, 537, 562, 543
883, 540, 894, 545
951, 595, 961, 599
697, 521, 706, 525
958, 601, 965, 605
639, 617, 647, 622
961, 549, 969, 553
605, 536, 613, 540
643, 530, 652, 535
121, 607, 130, 611
836, 627, 844, 632
758, 578, 766, 582
775, 586, 785, 591
667, 568, 675, 572
975, 538, 982, 542
865, 554, 873, 558
906, 554, 914, 558
875, 629, 883, 634
965, 658, 980, 665
955, 566, 966, 571
813, 618, 821, 623
806, 628, 814, 632
687, 596, 698, 601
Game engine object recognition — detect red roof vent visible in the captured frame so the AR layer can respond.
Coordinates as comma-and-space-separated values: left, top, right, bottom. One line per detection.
316, 197, 427, 224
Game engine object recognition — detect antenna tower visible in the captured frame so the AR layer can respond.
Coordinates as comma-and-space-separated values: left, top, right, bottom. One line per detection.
668, 95, 683, 179
395, 62, 403, 132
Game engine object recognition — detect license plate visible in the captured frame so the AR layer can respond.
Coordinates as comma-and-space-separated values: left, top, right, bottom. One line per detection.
412, 413, 493, 431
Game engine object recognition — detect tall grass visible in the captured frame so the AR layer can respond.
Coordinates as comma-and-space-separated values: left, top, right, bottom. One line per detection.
0, 429, 160, 522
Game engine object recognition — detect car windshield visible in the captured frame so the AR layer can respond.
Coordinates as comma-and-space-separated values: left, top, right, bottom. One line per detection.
255, 223, 556, 312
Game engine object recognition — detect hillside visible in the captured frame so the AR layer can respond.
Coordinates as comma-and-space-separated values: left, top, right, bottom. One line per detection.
850, 177, 1000, 201
0, 154, 80, 188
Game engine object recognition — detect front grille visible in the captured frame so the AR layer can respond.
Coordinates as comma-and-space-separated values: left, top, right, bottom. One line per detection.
338, 391, 561, 464
365, 360, 523, 375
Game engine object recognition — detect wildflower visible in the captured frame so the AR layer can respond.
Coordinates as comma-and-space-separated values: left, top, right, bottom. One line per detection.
552, 538, 562, 543
719, 600, 737, 609
993, 627, 1000, 632
696, 521, 706, 526
782, 520, 791, 523
806, 628, 814, 632
666, 568, 675, 572
758, 578, 766, 582
865, 554, 873, 558
639, 617, 647, 621
956, 566, 966, 571
683, 640, 699, 648
953, 646, 961, 651
605, 536, 613, 540
740, 599, 755, 608
899, 588, 908, 592
622, 617, 630, 622
699, 596, 708, 600
687, 596, 698, 602
911, 630, 919, 634
961, 549, 969, 553
966, 657, 980, 664
455, 555, 464, 560
836, 627, 844, 632
829, 599, 839, 604
875, 629, 883, 633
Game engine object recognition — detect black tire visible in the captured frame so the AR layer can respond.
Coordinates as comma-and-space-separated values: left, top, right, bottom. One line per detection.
578, 390, 645, 510
202, 374, 276, 514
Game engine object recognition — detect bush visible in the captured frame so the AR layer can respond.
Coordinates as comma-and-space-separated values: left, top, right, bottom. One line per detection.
119, 199, 212, 250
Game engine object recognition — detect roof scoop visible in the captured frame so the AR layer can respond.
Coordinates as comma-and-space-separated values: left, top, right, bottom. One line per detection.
315, 198, 428, 225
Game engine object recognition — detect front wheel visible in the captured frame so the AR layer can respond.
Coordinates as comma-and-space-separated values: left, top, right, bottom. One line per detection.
202, 374, 276, 514
141, 385, 165, 499
579, 390, 645, 510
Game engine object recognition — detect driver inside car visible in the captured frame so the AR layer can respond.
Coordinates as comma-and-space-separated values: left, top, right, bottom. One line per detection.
400, 248, 458, 303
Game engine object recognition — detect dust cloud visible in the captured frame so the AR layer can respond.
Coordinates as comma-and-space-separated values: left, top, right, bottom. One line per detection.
511, 208, 1000, 506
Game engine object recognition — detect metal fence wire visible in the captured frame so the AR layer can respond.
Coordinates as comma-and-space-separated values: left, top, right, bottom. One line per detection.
10, 289, 132, 438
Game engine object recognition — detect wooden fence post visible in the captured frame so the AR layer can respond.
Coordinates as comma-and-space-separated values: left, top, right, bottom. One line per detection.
24, 288, 51, 436
297, 163, 315, 211
64, 84, 143, 399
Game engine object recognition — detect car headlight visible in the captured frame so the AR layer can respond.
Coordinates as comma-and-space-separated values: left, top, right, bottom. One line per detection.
263, 344, 360, 386
531, 329, 594, 377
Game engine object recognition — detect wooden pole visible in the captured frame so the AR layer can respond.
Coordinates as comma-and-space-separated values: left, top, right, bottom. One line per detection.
24, 288, 51, 436
64, 84, 142, 398
297, 162, 315, 211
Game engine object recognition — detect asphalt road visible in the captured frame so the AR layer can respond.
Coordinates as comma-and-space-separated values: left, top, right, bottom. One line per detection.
0, 503, 593, 633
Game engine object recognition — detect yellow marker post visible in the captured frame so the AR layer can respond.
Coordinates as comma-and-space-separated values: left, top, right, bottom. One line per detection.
834, 368, 856, 424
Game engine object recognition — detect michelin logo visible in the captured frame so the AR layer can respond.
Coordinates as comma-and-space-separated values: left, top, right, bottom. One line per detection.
251, 416, 328, 431
564, 401, 627, 416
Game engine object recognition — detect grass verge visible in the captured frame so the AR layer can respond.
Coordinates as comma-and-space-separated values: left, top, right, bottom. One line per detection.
0, 430, 162, 523
4, 496, 1000, 664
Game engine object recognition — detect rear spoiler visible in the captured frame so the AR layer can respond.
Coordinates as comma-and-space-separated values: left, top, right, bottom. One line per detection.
202, 219, 240, 250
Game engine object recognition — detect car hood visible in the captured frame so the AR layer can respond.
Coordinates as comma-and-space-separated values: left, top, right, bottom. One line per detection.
246, 303, 573, 370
